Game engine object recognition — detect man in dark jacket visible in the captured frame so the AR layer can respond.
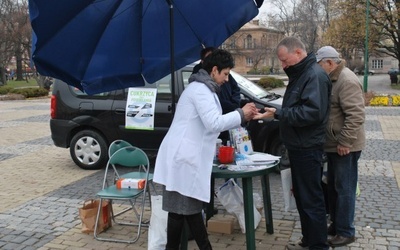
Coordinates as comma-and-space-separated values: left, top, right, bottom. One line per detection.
254, 37, 331, 250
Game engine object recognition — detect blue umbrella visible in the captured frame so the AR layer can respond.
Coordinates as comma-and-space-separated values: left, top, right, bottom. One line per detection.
29, 0, 262, 95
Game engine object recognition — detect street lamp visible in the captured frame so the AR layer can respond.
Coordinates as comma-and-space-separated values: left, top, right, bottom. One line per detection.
363, 0, 370, 93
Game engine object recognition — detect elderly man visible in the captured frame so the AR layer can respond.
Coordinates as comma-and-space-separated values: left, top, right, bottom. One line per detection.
254, 37, 331, 250
316, 46, 366, 248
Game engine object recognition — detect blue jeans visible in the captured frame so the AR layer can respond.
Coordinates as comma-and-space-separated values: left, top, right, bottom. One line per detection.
326, 151, 361, 238
288, 148, 328, 250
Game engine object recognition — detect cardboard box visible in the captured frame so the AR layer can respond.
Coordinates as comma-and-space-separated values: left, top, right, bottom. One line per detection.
207, 216, 235, 234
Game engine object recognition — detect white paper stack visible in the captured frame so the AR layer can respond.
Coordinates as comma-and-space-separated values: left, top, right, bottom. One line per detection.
236, 152, 280, 166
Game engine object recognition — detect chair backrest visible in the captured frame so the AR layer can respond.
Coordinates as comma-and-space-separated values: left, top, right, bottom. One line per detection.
102, 146, 150, 189
109, 146, 149, 168
108, 140, 133, 157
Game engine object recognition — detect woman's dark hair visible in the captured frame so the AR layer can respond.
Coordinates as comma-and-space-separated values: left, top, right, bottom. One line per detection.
200, 47, 215, 60
202, 49, 234, 74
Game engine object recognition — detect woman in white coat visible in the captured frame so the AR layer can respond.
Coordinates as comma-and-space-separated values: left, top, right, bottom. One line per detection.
153, 49, 257, 250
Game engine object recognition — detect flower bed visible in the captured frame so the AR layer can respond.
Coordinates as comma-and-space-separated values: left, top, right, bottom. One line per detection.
369, 95, 400, 106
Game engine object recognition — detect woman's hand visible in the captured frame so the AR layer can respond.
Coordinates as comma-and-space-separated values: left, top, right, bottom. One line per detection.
241, 103, 258, 121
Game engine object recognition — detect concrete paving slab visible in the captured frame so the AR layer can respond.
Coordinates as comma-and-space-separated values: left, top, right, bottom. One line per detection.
0, 98, 399, 250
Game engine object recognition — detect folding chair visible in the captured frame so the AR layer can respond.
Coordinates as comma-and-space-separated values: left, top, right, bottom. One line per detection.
108, 140, 157, 197
94, 146, 150, 243
108, 139, 132, 157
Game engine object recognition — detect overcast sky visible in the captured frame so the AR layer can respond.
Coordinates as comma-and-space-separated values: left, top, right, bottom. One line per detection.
257, 2, 275, 19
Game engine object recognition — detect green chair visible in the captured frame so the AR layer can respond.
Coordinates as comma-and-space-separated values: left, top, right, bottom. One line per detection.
108, 140, 157, 196
108, 140, 132, 158
94, 146, 150, 243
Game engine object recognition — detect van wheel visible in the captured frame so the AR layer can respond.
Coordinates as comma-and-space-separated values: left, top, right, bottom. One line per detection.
268, 136, 290, 172
70, 130, 108, 170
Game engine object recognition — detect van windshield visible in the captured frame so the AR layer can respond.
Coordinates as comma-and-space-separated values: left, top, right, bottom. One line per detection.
230, 71, 270, 99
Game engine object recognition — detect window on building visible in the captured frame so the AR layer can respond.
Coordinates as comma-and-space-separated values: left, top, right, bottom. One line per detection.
246, 57, 253, 66
372, 59, 383, 69
244, 35, 253, 49
230, 40, 236, 49
261, 35, 267, 47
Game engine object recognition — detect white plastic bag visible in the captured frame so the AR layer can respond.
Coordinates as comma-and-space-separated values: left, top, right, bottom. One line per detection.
253, 192, 263, 214
148, 195, 168, 250
216, 178, 261, 233
280, 168, 297, 212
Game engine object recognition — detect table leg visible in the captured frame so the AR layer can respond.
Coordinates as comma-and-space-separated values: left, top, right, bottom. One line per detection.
242, 177, 255, 250
261, 174, 274, 234
206, 178, 215, 223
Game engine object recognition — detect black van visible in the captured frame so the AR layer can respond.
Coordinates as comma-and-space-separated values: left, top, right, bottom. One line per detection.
50, 63, 288, 170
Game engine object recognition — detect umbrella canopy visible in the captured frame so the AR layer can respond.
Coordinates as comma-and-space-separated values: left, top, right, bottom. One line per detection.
29, 0, 261, 95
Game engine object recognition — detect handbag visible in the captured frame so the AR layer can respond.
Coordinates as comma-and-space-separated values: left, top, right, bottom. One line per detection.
78, 199, 112, 234
280, 168, 297, 212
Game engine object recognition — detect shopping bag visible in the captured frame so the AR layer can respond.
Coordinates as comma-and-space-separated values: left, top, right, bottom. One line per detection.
280, 168, 297, 212
79, 199, 112, 234
148, 195, 168, 250
216, 178, 261, 233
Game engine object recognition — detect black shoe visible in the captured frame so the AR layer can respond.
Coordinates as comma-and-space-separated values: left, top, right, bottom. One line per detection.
328, 235, 355, 247
327, 224, 336, 236
286, 240, 308, 250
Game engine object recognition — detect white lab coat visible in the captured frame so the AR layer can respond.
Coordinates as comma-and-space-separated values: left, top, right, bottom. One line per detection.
153, 81, 242, 202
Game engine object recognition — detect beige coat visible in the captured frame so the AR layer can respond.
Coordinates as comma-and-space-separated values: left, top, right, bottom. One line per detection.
324, 61, 366, 152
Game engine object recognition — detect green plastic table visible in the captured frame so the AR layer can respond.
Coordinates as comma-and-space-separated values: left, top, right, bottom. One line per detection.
180, 160, 279, 250
207, 161, 279, 250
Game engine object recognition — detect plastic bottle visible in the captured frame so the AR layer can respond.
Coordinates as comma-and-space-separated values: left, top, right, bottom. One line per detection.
215, 139, 223, 161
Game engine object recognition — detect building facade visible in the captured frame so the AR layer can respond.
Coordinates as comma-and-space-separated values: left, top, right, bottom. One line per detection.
221, 20, 285, 75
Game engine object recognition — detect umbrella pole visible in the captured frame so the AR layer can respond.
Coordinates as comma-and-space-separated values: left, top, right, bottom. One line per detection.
167, 0, 176, 114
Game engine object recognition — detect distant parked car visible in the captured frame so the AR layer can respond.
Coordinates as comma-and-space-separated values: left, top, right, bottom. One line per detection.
354, 68, 375, 75
387, 68, 399, 74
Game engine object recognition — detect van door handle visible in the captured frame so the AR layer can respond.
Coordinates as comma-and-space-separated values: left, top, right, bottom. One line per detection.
115, 108, 125, 114
168, 105, 172, 111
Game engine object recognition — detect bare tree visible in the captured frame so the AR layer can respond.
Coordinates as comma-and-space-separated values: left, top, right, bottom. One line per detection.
369, 0, 400, 69
321, 0, 382, 70
266, 0, 331, 52
296, 0, 322, 52
267, 0, 300, 37
0, 0, 16, 85
0, 0, 33, 85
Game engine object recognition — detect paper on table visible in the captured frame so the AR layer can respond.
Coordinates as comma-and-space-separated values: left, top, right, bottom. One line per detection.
235, 152, 280, 167
228, 164, 277, 172
247, 152, 280, 162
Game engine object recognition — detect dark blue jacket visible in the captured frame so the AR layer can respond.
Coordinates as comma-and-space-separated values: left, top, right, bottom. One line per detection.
275, 52, 331, 150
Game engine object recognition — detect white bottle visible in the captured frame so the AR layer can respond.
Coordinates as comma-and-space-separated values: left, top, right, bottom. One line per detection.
215, 139, 223, 160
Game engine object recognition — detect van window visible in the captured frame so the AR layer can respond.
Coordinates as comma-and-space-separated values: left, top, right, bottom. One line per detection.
69, 86, 110, 97
154, 74, 172, 100
156, 75, 171, 94
182, 71, 192, 89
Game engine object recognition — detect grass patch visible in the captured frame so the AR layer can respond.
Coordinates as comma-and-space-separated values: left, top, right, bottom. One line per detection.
0, 79, 48, 99
3, 79, 37, 88
391, 84, 400, 90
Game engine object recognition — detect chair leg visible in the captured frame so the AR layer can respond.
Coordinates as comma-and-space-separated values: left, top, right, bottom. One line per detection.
93, 198, 103, 239
94, 198, 145, 244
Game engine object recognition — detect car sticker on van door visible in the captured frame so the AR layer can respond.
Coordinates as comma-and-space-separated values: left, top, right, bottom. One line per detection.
125, 88, 157, 130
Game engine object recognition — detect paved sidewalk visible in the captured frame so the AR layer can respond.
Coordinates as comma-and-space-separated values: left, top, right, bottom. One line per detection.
0, 98, 399, 249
